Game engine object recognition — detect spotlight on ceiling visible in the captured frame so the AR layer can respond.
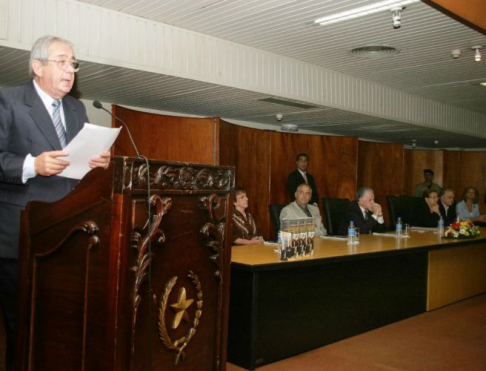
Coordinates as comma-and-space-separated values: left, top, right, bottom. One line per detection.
472, 46, 482, 62
390, 7, 403, 29
276, 113, 283, 121
451, 49, 461, 59
411, 139, 416, 148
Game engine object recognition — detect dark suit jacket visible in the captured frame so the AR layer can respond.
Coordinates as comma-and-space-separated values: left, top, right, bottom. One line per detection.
0, 81, 87, 258
439, 201, 457, 226
338, 201, 386, 235
413, 200, 441, 228
287, 169, 319, 205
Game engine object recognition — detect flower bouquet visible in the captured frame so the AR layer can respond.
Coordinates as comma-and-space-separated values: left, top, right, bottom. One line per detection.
444, 220, 480, 239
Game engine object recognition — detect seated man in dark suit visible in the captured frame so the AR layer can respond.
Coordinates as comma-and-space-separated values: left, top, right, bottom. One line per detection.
439, 188, 457, 226
287, 153, 319, 205
338, 187, 386, 235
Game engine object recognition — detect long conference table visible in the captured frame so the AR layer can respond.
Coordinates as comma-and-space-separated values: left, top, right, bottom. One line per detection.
226, 228, 486, 369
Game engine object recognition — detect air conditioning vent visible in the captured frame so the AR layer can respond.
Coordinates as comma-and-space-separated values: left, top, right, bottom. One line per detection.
350, 45, 399, 58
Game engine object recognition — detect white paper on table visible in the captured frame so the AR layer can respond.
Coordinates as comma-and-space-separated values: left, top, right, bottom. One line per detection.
373, 233, 410, 238
59, 123, 122, 180
320, 235, 348, 241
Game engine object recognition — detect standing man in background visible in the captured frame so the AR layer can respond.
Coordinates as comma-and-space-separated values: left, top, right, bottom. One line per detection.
414, 169, 442, 197
287, 153, 319, 205
0, 35, 110, 370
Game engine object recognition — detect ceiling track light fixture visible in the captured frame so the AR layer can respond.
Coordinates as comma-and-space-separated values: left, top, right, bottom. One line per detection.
472, 46, 482, 62
391, 7, 403, 29
314, 0, 419, 26
411, 139, 417, 148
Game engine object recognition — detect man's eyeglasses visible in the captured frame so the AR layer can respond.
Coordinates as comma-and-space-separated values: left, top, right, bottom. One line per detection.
41, 59, 80, 72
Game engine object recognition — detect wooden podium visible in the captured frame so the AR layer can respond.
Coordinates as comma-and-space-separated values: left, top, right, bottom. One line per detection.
16, 157, 234, 371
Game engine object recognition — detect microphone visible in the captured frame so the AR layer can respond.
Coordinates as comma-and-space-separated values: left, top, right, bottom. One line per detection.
92, 100, 141, 158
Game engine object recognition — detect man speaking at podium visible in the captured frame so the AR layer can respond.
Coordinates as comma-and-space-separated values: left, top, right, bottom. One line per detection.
0, 35, 110, 371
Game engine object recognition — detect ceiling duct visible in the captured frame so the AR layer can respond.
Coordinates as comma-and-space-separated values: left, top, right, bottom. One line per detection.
350, 45, 399, 59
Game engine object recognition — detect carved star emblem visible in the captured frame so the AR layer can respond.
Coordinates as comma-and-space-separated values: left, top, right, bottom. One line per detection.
170, 287, 194, 329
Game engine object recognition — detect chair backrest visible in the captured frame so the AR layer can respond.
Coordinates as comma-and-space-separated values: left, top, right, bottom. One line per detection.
387, 195, 423, 228
268, 204, 286, 236
322, 198, 351, 235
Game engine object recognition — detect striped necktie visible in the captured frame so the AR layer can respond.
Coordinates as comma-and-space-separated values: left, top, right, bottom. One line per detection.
52, 100, 67, 148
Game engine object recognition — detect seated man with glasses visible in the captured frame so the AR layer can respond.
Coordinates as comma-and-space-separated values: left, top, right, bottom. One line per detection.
414, 189, 442, 228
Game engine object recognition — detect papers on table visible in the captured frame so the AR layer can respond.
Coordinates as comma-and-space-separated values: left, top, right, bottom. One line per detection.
320, 235, 348, 241
59, 123, 121, 180
264, 241, 279, 246
410, 226, 437, 232
373, 233, 410, 238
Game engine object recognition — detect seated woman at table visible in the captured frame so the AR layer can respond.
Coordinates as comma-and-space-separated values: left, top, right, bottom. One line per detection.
414, 189, 441, 228
232, 186, 264, 245
456, 187, 486, 224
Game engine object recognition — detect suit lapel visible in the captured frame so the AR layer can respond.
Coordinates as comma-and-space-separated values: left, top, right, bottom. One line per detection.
24, 81, 62, 150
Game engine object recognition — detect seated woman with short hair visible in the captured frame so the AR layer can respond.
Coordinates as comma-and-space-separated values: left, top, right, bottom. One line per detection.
456, 187, 486, 224
232, 186, 264, 245
414, 189, 441, 228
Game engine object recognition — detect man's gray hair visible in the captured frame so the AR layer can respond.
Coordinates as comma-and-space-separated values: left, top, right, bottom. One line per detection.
296, 183, 312, 193
29, 35, 75, 77
440, 188, 454, 197
356, 187, 373, 200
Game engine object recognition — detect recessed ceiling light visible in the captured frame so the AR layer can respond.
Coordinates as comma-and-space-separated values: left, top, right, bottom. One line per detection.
480, 82, 486, 87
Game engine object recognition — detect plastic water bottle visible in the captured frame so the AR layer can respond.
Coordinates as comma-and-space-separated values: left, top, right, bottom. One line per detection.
347, 221, 355, 245
396, 217, 403, 238
438, 215, 444, 235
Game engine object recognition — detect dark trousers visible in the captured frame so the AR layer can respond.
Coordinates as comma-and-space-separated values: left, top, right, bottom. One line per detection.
0, 258, 18, 371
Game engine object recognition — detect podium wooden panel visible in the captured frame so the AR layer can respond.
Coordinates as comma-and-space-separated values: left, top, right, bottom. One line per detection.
16, 157, 234, 371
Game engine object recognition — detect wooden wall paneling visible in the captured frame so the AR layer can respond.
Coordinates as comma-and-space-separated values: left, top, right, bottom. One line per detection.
403, 150, 444, 196
444, 151, 486, 214
112, 105, 218, 164
426, 0, 486, 32
270, 132, 358, 238
442, 151, 463, 195
269, 132, 326, 206
219, 120, 238, 167
358, 142, 404, 226
270, 133, 358, 203
320, 136, 359, 200
230, 126, 273, 239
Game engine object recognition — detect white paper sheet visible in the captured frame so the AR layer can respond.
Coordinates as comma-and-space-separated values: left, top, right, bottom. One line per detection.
59, 123, 121, 179
320, 235, 348, 241
373, 233, 410, 238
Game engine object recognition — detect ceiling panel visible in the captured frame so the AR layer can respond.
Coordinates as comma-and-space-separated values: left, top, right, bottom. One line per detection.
2, 1, 486, 149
